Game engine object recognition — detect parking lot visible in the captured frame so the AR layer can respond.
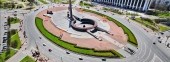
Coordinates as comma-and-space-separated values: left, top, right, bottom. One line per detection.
0, 11, 8, 53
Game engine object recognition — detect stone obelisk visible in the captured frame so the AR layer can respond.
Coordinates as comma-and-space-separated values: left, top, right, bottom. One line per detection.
69, 0, 73, 20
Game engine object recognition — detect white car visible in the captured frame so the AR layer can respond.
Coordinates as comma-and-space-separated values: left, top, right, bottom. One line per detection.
43, 14, 51, 18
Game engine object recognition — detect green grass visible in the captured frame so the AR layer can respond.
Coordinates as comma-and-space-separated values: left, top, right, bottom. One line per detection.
147, 10, 170, 18
35, 17, 123, 58
0, 0, 6, 3
134, 18, 158, 31
158, 24, 170, 32
53, 0, 62, 3
53, 0, 75, 4
134, 17, 170, 32
79, 1, 94, 7
103, 8, 124, 15
10, 33, 21, 49
157, 11, 170, 18
7, 17, 20, 24
126, 13, 138, 16
0, 48, 17, 61
38, 0, 48, 4
20, 56, 35, 62
82, 9, 138, 47
0, 30, 21, 61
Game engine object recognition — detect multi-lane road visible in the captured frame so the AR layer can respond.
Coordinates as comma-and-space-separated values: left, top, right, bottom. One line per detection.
3, 1, 170, 62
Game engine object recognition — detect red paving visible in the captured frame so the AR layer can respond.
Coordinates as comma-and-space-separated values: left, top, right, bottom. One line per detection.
36, 6, 127, 51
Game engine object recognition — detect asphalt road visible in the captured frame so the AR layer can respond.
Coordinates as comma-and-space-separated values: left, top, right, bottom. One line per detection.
5, 1, 170, 62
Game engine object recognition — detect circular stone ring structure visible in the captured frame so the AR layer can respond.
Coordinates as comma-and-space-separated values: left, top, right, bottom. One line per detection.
71, 18, 98, 32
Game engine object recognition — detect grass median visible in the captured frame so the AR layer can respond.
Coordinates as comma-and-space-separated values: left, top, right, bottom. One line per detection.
0, 30, 21, 61
20, 56, 35, 62
35, 17, 123, 58
38, 0, 48, 4
82, 9, 138, 47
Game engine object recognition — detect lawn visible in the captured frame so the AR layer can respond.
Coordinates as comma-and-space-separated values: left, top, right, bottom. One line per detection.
82, 9, 138, 47
134, 18, 158, 31
103, 8, 124, 15
158, 12, 170, 18
38, 0, 48, 4
53, 0, 62, 3
7, 17, 20, 24
10, 32, 21, 49
0, 0, 6, 3
158, 24, 170, 32
0, 49, 16, 61
20, 56, 35, 62
35, 17, 123, 58
79, 1, 94, 7
147, 10, 170, 18
0, 30, 21, 61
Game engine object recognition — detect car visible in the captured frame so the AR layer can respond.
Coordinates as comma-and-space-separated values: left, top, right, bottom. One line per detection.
66, 52, 70, 54
158, 37, 161, 39
4, 32, 8, 35
43, 43, 46, 46
43, 14, 51, 18
102, 58, 106, 61
39, 37, 42, 39
13, 14, 17, 16
48, 49, 52, 52
79, 57, 83, 60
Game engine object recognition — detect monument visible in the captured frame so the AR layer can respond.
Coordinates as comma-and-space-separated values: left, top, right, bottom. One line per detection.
67, 0, 112, 40
68, 0, 73, 20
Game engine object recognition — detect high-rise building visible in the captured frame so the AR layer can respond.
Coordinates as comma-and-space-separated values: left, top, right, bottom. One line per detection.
91, 0, 153, 12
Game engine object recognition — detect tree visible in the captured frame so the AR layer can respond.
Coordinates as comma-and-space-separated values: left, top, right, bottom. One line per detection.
11, 2, 15, 9
27, 0, 35, 6
167, 5, 170, 11
27, 0, 35, 3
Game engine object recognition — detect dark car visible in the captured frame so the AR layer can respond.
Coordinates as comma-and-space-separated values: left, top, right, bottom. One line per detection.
102, 58, 106, 61
66, 52, 70, 54
79, 57, 83, 60
48, 49, 52, 52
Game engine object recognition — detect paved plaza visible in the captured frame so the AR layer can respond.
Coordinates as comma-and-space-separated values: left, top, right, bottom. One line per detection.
37, 6, 128, 50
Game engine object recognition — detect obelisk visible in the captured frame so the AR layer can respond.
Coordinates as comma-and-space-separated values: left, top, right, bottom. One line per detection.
69, 0, 73, 20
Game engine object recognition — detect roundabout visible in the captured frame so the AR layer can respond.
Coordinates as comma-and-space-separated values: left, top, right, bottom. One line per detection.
35, 3, 137, 58
2, 0, 170, 62
19, 3, 169, 62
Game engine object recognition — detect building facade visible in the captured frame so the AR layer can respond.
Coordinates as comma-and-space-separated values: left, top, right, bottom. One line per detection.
91, 0, 153, 12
